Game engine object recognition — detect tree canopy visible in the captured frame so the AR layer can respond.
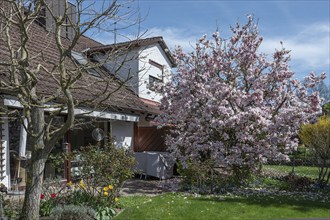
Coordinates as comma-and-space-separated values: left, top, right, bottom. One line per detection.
158, 16, 325, 175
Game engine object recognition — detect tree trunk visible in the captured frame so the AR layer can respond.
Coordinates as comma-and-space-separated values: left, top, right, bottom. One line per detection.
20, 106, 47, 220
20, 157, 46, 220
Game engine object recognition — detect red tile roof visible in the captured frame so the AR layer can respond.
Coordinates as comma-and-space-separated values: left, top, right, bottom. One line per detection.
0, 20, 160, 115
87, 37, 176, 68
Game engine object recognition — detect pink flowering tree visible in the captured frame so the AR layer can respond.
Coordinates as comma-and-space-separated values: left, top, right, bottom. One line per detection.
158, 16, 326, 180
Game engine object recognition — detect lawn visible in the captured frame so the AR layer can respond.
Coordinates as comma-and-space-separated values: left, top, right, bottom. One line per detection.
115, 193, 330, 220
263, 165, 319, 179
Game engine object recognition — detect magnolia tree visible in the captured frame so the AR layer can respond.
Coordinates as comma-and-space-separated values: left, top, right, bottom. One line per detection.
158, 16, 326, 178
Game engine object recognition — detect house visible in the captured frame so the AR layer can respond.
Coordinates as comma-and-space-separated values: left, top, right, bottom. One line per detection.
87, 37, 176, 151
0, 0, 175, 191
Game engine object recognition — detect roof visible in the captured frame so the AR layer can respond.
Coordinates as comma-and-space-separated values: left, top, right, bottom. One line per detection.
76, 35, 103, 51
87, 37, 176, 68
140, 98, 162, 115
0, 19, 160, 115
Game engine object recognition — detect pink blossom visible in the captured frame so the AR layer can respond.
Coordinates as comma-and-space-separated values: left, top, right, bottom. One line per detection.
156, 16, 325, 173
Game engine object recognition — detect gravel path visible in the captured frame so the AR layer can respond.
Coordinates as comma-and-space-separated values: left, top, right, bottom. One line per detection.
120, 177, 182, 196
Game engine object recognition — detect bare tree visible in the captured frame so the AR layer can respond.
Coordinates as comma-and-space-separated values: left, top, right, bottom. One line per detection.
0, 0, 143, 219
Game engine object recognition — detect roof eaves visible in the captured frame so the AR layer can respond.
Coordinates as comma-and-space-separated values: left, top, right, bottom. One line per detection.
86, 37, 176, 67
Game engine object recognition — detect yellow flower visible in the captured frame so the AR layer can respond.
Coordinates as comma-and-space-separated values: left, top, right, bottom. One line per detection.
108, 185, 113, 190
103, 191, 109, 196
114, 197, 119, 202
79, 180, 86, 189
67, 181, 73, 187
103, 186, 109, 192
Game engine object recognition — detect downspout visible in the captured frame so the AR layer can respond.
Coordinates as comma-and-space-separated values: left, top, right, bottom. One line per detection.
18, 116, 28, 159
14, 114, 28, 193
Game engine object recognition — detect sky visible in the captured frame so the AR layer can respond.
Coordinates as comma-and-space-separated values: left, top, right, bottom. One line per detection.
91, 0, 330, 85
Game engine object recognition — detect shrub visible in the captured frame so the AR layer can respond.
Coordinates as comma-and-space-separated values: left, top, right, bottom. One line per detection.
72, 139, 136, 195
39, 140, 135, 217
0, 192, 22, 219
62, 139, 135, 217
178, 159, 226, 194
50, 204, 95, 220
94, 206, 116, 220
300, 116, 330, 186
282, 173, 314, 190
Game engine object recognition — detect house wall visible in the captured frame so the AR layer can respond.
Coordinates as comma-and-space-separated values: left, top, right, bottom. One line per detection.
0, 114, 10, 189
96, 43, 173, 103
111, 120, 134, 149
138, 44, 173, 102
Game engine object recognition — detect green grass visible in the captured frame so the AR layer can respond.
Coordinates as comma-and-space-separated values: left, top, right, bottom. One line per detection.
115, 193, 330, 220
263, 165, 319, 179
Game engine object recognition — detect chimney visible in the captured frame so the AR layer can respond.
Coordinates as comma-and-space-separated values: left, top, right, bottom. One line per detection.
40, 0, 77, 40
66, 2, 77, 40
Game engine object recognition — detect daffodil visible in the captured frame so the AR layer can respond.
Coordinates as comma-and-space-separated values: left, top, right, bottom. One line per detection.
79, 180, 86, 189
67, 181, 73, 187
108, 184, 113, 190
103, 191, 109, 196
103, 186, 109, 192
115, 197, 119, 202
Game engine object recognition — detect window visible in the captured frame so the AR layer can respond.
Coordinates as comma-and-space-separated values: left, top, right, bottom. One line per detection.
71, 51, 100, 77
149, 75, 162, 92
36, 7, 46, 27
149, 59, 164, 81
149, 59, 164, 70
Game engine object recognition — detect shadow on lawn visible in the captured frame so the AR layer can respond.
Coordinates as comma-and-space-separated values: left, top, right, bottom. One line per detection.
193, 195, 329, 213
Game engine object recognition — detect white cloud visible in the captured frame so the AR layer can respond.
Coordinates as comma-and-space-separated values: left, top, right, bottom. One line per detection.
146, 27, 201, 52
260, 22, 330, 77
90, 22, 329, 81
90, 26, 200, 52
148, 24, 329, 78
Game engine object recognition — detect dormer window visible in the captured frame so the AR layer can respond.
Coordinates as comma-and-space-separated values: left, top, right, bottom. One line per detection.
36, 7, 46, 27
71, 51, 100, 77
149, 75, 162, 92
149, 59, 164, 81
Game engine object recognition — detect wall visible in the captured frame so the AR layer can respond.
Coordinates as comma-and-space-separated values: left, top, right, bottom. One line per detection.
0, 115, 10, 189
111, 120, 134, 149
138, 116, 153, 127
138, 43, 173, 102
95, 42, 173, 103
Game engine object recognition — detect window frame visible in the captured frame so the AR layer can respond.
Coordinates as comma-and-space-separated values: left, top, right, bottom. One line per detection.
71, 51, 101, 77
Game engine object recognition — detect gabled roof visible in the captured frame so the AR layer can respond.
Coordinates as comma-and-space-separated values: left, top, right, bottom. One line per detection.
0, 20, 160, 115
87, 37, 176, 68
76, 35, 103, 51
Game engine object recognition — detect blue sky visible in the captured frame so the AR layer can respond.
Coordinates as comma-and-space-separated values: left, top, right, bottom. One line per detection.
92, 0, 330, 84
